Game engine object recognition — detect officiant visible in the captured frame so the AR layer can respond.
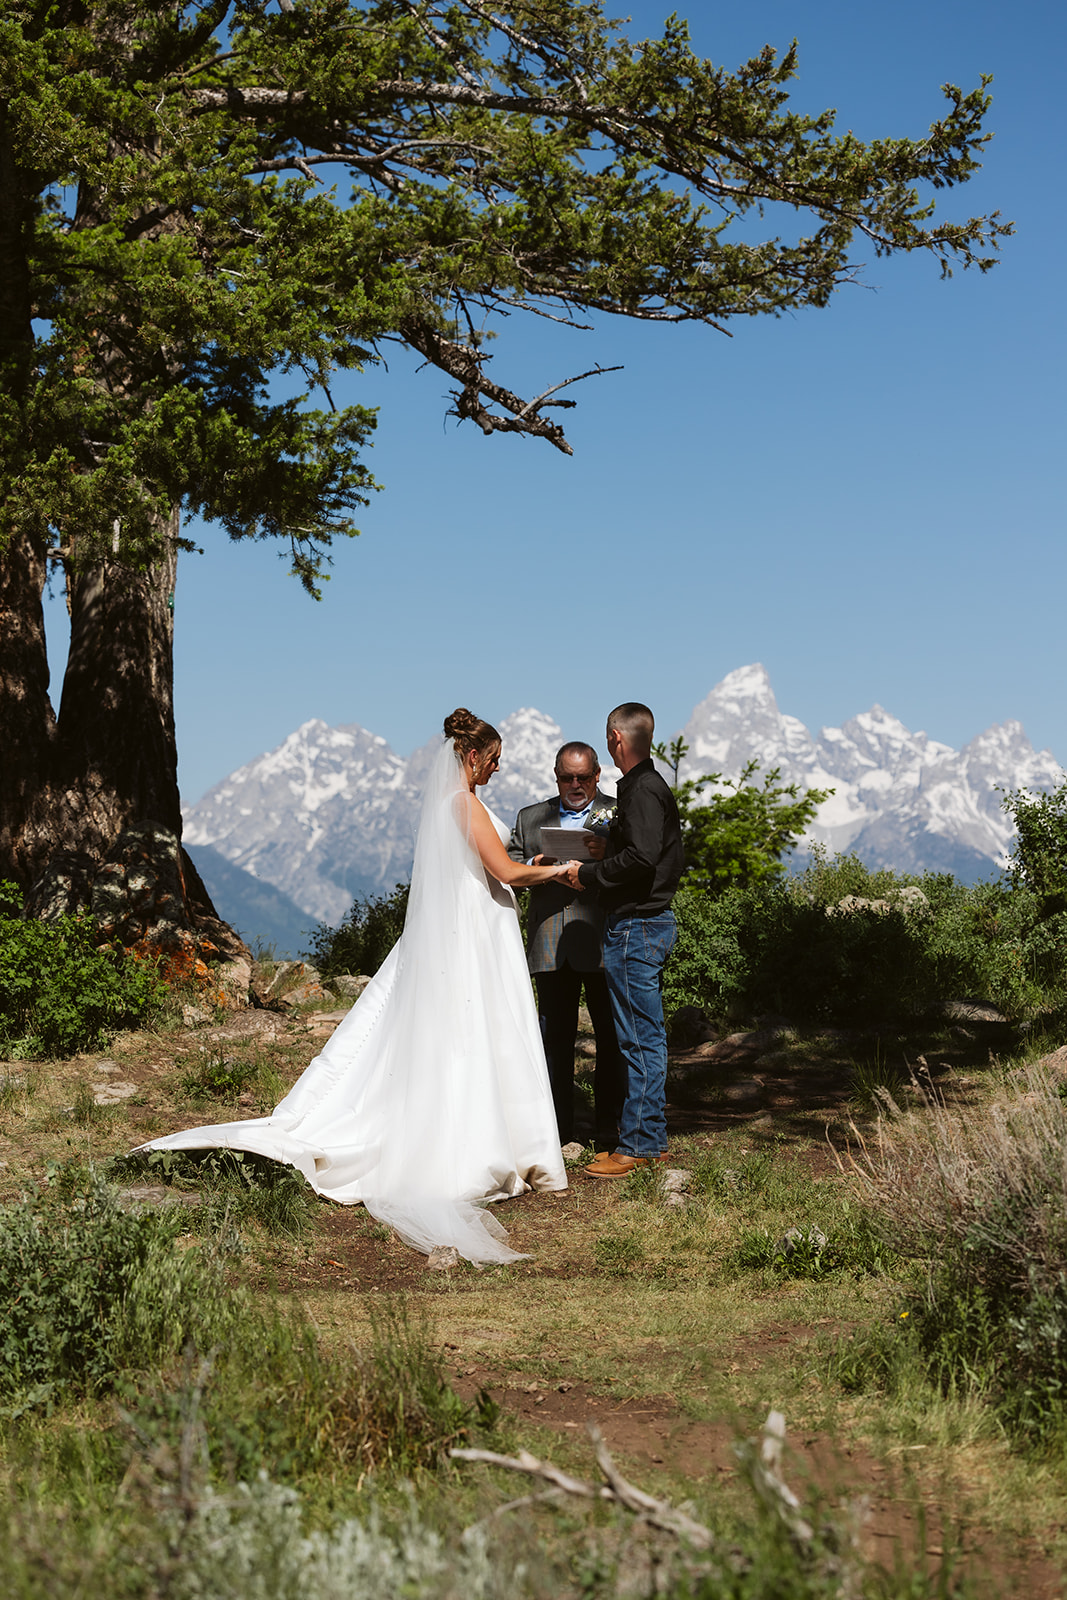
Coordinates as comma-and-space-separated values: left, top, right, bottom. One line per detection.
507, 742, 624, 1148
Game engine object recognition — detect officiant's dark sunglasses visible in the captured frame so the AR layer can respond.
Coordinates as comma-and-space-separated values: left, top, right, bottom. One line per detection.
556, 770, 596, 783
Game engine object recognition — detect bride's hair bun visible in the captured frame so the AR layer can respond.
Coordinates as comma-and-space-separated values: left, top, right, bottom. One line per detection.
444, 708, 476, 741
444, 707, 501, 755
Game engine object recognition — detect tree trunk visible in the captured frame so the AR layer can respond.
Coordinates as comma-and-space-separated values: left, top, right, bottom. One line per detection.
0, 529, 59, 886
54, 517, 182, 857
0, 516, 247, 963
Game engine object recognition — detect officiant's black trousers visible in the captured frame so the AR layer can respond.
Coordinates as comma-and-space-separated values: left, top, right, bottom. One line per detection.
534, 966, 625, 1147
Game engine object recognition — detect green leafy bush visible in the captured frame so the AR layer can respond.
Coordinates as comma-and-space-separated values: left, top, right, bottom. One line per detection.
664, 853, 1067, 1027
0, 1176, 240, 1410
0, 883, 164, 1058
308, 883, 409, 979
0, 1176, 481, 1484
1004, 776, 1067, 909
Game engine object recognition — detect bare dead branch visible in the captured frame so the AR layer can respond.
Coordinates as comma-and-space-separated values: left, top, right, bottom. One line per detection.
451, 1424, 717, 1551
511, 364, 622, 422
733, 1409, 814, 1546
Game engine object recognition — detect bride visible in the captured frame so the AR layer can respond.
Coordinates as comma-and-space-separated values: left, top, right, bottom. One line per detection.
138, 709, 573, 1264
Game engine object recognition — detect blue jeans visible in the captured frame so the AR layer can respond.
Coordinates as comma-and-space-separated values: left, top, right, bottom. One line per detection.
601, 910, 677, 1158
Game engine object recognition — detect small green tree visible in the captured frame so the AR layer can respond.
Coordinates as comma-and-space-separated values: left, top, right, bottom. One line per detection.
668, 757, 832, 895
1003, 778, 1067, 911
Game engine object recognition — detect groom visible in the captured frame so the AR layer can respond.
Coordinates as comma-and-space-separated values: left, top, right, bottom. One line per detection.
566, 703, 684, 1177
507, 742, 624, 1148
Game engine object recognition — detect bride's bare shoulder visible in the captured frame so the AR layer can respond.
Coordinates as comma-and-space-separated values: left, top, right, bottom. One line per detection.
451, 789, 484, 827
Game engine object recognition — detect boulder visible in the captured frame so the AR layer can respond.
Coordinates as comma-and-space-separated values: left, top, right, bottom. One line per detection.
280, 978, 328, 1008
253, 960, 323, 1006
92, 1080, 138, 1105
327, 973, 373, 1002
930, 999, 1008, 1024
669, 1005, 719, 1047
207, 1011, 287, 1042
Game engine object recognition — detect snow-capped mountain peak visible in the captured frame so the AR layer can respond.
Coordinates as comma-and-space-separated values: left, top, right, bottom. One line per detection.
184, 669, 1065, 931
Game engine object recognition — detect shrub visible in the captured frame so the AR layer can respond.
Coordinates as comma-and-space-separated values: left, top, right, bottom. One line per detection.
0, 1175, 482, 1483
0, 1175, 241, 1409
0, 883, 164, 1058
1003, 776, 1067, 909
842, 1067, 1067, 1443
308, 883, 409, 979
664, 854, 1067, 1028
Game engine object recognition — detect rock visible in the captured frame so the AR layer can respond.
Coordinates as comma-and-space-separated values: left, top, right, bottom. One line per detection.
281, 978, 328, 1007
662, 1168, 689, 1194
670, 1005, 719, 1047
327, 973, 372, 1001
305, 1009, 351, 1035
664, 1192, 687, 1209
723, 1078, 763, 1104
827, 894, 892, 917
689, 1027, 783, 1067
182, 1003, 212, 1028
427, 1246, 461, 1271
930, 999, 1008, 1024
560, 1141, 587, 1161
117, 1186, 203, 1211
207, 1011, 286, 1042
92, 1080, 138, 1105
1035, 1044, 1067, 1075
117, 1184, 168, 1207
217, 955, 253, 1005
91, 1058, 120, 1074
777, 1226, 827, 1257
252, 960, 297, 1001
253, 961, 325, 1008
689, 1038, 760, 1067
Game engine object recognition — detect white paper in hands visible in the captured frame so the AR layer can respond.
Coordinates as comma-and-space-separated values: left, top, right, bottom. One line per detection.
539, 826, 596, 862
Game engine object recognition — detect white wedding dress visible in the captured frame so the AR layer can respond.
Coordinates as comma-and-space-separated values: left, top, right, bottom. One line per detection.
138, 738, 566, 1263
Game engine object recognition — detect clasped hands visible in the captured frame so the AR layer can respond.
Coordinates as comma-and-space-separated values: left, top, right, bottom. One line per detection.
534, 832, 605, 891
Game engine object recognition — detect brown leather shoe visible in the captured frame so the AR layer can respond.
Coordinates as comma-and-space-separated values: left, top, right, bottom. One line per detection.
584, 1151, 668, 1179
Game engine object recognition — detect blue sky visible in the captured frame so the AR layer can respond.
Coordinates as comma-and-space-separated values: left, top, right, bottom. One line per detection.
46, 1, 1067, 801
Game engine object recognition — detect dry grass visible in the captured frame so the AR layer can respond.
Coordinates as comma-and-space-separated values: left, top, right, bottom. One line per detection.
844, 1058, 1067, 1286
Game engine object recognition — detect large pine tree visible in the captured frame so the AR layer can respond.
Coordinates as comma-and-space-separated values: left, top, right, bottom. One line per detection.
0, 0, 1008, 939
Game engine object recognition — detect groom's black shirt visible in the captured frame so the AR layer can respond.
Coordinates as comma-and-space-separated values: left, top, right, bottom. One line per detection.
577, 759, 683, 917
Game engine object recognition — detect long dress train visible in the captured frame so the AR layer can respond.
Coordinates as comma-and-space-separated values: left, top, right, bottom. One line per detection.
136, 738, 566, 1263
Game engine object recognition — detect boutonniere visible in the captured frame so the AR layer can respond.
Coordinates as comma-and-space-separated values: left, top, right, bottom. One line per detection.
584, 803, 617, 836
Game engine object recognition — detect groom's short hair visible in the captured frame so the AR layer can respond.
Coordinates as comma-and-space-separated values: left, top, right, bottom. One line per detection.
554, 741, 599, 776
606, 702, 654, 757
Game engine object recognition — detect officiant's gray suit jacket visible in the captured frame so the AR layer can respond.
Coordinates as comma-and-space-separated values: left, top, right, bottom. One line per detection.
507, 791, 613, 975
